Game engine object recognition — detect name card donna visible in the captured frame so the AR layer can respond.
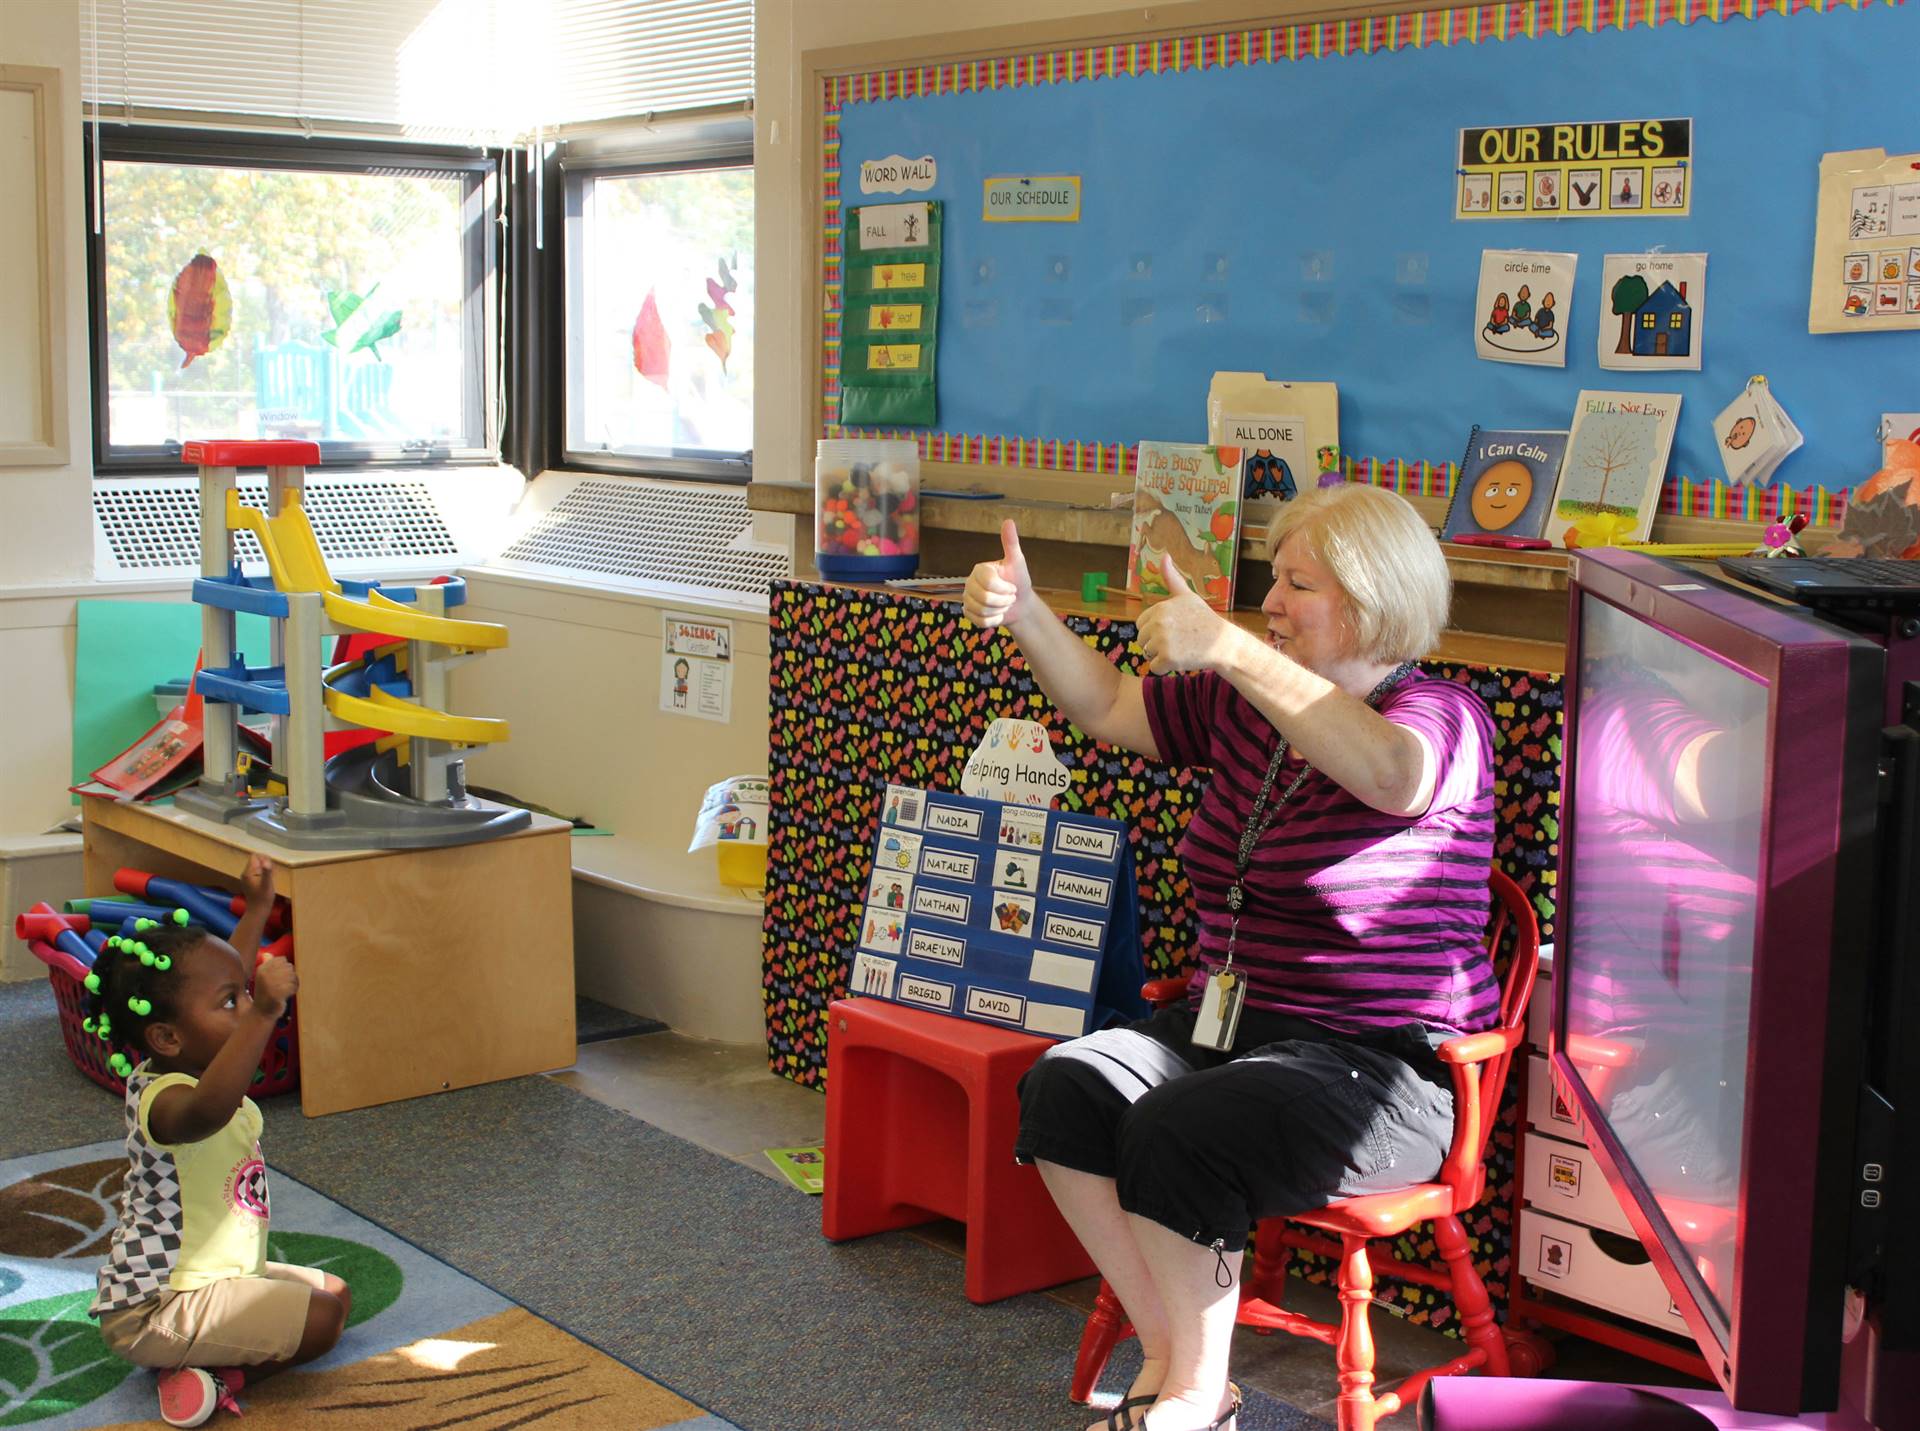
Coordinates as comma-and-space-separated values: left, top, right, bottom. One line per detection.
1052, 823, 1120, 863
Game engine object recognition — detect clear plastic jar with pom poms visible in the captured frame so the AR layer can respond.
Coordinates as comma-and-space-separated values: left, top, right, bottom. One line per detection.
814, 439, 920, 580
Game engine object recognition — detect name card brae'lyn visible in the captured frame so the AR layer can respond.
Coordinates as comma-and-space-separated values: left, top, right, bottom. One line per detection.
912, 886, 972, 925
907, 929, 967, 966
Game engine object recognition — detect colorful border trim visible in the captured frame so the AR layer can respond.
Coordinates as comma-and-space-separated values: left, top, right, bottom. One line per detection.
825, 0, 1896, 106
821, 0, 1897, 525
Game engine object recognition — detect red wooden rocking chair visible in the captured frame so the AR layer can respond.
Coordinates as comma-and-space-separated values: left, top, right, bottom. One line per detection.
1070, 867, 1544, 1431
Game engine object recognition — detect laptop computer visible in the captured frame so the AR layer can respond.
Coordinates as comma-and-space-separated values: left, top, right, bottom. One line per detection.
1718, 556, 1920, 611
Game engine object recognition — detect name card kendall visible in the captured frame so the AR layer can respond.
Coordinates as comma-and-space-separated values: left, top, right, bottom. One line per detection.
1043, 911, 1106, 950
912, 886, 972, 924
966, 987, 1028, 1024
908, 929, 966, 966
1049, 868, 1114, 906
898, 974, 956, 1010
921, 848, 978, 883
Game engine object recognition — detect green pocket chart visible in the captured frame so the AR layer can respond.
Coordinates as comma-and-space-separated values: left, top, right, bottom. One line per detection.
839, 200, 942, 428
853, 782, 1147, 1041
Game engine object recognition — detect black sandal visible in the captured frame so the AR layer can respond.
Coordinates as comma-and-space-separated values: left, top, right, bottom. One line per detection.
1208, 1384, 1243, 1431
1106, 1393, 1155, 1429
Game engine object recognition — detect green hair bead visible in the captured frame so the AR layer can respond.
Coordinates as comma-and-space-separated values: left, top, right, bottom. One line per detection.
173, 909, 189, 926
107, 935, 123, 950
135, 918, 157, 932
82, 1015, 96, 1033
134, 943, 155, 967
84, 972, 102, 994
154, 954, 171, 972
128, 996, 152, 1016
108, 1052, 133, 1078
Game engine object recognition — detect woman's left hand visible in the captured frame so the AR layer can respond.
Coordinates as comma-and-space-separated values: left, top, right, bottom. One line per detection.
1136, 557, 1248, 674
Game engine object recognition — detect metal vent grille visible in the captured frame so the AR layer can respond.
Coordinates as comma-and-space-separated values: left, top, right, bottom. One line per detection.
496, 480, 789, 598
94, 476, 459, 574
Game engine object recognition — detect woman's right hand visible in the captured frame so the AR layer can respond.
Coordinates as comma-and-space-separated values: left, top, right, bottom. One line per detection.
963, 519, 1035, 630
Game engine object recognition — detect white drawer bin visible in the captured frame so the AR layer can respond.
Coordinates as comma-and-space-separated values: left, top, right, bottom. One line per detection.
1523, 1129, 1634, 1236
1525, 968, 1552, 1050
1526, 1052, 1589, 1142
1518, 1207, 1692, 1335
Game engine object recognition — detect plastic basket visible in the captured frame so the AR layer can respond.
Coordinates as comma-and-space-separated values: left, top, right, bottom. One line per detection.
48, 964, 300, 1099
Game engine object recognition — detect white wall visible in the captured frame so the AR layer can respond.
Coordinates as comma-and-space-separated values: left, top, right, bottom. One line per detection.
0, 2, 103, 835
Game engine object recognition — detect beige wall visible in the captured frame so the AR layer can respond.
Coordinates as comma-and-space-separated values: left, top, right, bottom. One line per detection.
0, 0, 92, 587
0, 2, 102, 835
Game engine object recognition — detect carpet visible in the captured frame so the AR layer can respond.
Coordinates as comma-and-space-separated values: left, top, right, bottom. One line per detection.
0, 1142, 737, 1430
573, 996, 667, 1045
0, 982, 1328, 1430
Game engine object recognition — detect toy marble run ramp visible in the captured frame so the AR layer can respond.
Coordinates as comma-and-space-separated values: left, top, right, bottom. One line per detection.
176, 439, 528, 850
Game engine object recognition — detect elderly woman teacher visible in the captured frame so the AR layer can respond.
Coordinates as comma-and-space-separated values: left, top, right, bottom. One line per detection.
962, 484, 1496, 1431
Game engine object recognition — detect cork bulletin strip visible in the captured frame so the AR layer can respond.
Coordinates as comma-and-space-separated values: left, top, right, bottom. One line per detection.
820, 0, 1916, 528
762, 581, 1563, 1331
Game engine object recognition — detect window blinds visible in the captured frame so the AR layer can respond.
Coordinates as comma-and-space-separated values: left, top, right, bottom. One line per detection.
83, 0, 754, 141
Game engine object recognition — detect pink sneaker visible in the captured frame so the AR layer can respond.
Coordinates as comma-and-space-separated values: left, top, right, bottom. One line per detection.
157, 1367, 245, 1426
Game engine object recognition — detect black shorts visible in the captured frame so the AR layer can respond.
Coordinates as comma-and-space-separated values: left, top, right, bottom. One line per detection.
1013, 1004, 1456, 1252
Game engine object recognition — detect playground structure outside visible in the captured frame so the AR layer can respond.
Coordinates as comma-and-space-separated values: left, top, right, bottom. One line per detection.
177, 438, 529, 849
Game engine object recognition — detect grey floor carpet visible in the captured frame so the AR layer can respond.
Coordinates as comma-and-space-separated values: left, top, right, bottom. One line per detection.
1, 981, 1327, 1430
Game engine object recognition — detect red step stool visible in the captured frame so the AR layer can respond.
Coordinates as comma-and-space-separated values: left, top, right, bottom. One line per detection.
822, 996, 1097, 1304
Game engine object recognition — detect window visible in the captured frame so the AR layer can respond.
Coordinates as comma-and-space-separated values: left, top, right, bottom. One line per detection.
88, 129, 496, 471
562, 135, 754, 481
1669, 313, 1685, 329
1641, 313, 1656, 328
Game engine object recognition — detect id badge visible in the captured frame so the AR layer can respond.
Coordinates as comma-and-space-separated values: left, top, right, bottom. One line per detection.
1191, 969, 1246, 1052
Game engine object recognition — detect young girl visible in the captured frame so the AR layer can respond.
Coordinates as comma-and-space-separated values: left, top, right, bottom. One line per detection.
85, 854, 350, 1428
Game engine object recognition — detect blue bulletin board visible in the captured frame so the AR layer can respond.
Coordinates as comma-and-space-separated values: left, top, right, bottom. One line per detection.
823, 1, 1919, 520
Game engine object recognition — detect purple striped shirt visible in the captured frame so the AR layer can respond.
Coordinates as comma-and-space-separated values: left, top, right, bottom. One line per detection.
1143, 669, 1500, 1037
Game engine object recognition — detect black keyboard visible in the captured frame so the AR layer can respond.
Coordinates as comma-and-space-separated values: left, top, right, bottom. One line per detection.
1719, 556, 1920, 610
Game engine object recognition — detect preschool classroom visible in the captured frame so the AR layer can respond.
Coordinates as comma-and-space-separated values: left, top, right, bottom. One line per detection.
3, 0, 1918, 1428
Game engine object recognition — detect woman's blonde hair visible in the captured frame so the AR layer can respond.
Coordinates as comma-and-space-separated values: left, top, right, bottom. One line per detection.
1266, 485, 1450, 664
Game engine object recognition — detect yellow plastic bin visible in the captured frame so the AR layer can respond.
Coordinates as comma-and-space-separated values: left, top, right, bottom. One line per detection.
693, 776, 770, 891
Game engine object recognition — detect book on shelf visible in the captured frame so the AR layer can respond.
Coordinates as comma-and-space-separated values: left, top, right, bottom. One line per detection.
1548, 391, 1682, 548
1440, 426, 1569, 543
1127, 442, 1244, 613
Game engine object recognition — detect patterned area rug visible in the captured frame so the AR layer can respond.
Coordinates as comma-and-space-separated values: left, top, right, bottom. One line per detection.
0, 1143, 736, 1431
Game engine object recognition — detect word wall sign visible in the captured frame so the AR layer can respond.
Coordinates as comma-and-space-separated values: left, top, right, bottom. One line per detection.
1457, 118, 1692, 220
852, 784, 1145, 1040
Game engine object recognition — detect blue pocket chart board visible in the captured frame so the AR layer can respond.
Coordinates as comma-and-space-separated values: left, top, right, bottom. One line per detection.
854, 784, 1146, 1039
826, 1, 1920, 497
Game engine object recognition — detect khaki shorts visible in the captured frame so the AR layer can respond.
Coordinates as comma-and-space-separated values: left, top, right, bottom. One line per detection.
99, 1262, 323, 1369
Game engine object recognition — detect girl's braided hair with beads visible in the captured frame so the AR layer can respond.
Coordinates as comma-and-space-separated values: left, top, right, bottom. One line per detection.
80, 923, 213, 1079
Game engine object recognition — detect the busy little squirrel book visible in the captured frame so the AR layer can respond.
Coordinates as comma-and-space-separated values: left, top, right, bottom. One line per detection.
1127, 441, 1243, 612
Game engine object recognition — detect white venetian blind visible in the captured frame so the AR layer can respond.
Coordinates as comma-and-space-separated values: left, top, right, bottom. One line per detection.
83, 0, 753, 141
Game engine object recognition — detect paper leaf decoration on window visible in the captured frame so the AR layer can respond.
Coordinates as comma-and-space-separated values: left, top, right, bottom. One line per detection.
632, 289, 670, 388
699, 256, 738, 371
321, 282, 404, 360
169, 253, 232, 368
